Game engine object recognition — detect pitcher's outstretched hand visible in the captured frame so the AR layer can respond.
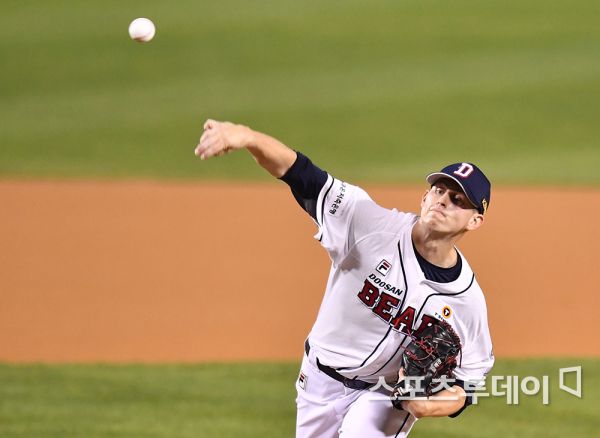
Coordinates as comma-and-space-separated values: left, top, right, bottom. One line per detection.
194, 119, 252, 160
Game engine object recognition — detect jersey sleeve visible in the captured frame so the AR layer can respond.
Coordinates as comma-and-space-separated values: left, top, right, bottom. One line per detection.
279, 151, 328, 220
280, 152, 408, 264
453, 310, 494, 384
454, 290, 495, 393
450, 291, 495, 416
313, 176, 402, 265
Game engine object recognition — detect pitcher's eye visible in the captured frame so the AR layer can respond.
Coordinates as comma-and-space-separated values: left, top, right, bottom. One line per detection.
452, 195, 466, 207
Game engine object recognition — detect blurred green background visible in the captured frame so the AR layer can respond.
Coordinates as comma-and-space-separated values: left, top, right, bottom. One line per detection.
1, 0, 598, 436
1, 0, 598, 184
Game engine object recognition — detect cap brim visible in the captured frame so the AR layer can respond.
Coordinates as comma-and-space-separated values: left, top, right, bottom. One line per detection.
425, 172, 478, 210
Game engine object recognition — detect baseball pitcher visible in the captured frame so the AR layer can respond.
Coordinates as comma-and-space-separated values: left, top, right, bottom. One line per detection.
195, 120, 494, 437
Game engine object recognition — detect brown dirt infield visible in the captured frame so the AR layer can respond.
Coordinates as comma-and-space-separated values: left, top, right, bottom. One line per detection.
1, 181, 597, 362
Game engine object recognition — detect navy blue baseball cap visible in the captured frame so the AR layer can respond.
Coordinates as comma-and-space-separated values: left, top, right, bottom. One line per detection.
426, 163, 491, 214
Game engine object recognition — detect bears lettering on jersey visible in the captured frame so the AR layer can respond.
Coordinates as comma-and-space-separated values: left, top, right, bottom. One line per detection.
357, 278, 439, 336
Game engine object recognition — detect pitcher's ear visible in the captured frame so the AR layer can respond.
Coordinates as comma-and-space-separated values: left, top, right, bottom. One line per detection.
467, 213, 484, 231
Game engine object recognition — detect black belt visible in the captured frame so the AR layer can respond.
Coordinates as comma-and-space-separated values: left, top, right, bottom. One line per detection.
304, 339, 374, 391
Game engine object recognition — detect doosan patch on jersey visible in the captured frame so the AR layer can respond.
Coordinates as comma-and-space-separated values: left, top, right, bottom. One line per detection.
376, 259, 392, 276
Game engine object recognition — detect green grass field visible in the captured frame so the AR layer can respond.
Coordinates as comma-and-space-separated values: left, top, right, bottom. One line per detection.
0, 359, 598, 437
1, 0, 599, 184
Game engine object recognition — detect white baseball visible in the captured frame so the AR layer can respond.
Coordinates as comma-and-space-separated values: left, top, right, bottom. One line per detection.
128, 18, 156, 43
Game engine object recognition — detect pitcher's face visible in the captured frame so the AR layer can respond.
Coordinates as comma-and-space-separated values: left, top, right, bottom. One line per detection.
419, 179, 484, 235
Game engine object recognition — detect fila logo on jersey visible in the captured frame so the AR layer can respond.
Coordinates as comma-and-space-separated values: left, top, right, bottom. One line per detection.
376, 260, 392, 277
357, 278, 437, 336
453, 163, 474, 178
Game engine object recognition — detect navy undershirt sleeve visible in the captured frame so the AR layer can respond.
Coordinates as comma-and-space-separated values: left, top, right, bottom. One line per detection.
279, 151, 328, 220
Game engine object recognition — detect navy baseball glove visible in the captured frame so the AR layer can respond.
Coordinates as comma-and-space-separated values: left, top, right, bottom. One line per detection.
391, 320, 462, 408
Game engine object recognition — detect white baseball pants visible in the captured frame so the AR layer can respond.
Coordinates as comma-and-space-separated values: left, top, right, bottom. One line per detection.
295, 352, 417, 437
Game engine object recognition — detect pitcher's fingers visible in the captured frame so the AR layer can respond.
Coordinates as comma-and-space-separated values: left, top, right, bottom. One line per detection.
194, 140, 207, 157
214, 149, 226, 157
199, 128, 214, 145
204, 119, 217, 131
196, 132, 220, 155
198, 140, 224, 160
195, 137, 216, 157
195, 144, 211, 159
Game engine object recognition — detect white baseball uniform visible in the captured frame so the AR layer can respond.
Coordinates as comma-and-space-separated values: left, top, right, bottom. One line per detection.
294, 175, 494, 438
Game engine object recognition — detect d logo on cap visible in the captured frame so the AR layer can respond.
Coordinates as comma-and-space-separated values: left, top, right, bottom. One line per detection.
453, 163, 474, 178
